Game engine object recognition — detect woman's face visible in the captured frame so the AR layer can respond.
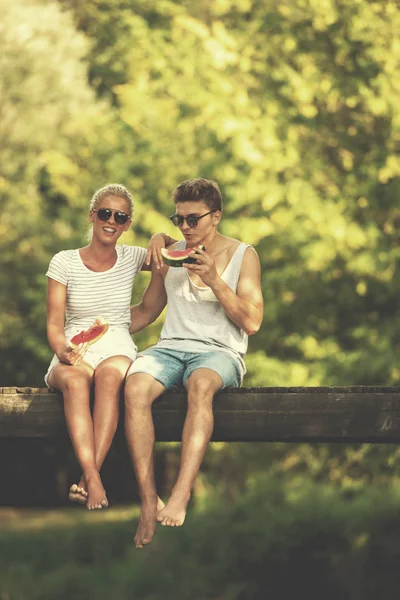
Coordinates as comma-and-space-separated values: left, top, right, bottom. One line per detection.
90, 195, 132, 244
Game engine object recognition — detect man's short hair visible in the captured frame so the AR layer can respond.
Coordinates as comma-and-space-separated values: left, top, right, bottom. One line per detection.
172, 178, 223, 212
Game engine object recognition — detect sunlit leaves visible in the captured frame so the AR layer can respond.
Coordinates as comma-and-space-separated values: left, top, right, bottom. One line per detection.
0, 0, 118, 384
2, 0, 400, 389
111, 0, 400, 385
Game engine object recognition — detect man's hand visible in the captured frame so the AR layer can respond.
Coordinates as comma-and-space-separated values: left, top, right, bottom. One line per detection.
183, 247, 218, 287
57, 342, 88, 366
145, 233, 176, 270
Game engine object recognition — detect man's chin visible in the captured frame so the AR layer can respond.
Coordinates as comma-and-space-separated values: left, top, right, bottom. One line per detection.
183, 236, 195, 247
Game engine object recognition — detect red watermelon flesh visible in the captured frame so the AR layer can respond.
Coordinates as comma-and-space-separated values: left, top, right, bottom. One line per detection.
68, 316, 108, 348
167, 249, 193, 257
161, 245, 205, 267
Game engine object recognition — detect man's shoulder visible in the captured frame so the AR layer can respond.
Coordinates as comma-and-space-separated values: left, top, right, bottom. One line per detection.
219, 236, 252, 252
219, 237, 256, 258
220, 235, 241, 246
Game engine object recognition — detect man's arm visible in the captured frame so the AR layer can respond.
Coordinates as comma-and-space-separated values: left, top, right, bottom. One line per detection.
184, 247, 263, 335
141, 233, 179, 271
130, 266, 168, 334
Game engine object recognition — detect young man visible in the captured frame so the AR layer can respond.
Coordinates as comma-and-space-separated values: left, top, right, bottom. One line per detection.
126, 178, 264, 548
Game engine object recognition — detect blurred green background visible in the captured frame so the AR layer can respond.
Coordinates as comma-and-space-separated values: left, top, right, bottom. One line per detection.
1, 0, 400, 597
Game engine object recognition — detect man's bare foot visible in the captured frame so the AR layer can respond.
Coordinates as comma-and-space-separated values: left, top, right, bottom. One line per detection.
156, 492, 190, 527
68, 483, 88, 505
134, 496, 162, 549
85, 472, 108, 510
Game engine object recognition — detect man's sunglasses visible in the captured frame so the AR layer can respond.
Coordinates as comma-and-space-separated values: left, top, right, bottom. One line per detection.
169, 210, 218, 228
93, 208, 130, 225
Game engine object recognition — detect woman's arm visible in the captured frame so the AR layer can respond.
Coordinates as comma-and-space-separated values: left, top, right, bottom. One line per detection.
130, 266, 167, 334
47, 278, 87, 365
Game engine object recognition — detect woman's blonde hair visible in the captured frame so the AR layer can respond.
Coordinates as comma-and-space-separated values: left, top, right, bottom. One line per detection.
90, 184, 134, 216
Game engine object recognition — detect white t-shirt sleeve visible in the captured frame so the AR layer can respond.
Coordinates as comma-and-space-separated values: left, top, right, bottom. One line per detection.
46, 252, 69, 286
130, 246, 147, 273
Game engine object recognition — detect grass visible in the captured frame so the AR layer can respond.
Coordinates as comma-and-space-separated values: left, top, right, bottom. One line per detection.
2, 480, 400, 600
0, 504, 140, 533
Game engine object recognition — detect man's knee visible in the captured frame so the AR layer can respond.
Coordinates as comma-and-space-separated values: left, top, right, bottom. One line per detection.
125, 374, 161, 410
186, 370, 221, 402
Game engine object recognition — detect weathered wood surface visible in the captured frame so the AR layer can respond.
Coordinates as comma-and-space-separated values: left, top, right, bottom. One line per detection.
1, 386, 400, 443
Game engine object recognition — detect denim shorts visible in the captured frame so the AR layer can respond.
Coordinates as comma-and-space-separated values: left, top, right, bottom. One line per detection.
126, 347, 243, 390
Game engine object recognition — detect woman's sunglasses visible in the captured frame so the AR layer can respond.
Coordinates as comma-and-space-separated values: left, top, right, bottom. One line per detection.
93, 208, 130, 225
169, 210, 218, 228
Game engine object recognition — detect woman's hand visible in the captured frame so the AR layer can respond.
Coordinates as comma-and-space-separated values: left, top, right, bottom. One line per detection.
57, 342, 88, 366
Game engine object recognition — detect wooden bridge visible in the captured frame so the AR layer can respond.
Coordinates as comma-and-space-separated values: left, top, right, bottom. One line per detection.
1, 386, 400, 443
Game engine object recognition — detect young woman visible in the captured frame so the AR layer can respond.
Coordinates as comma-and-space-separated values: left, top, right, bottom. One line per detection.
45, 184, 171, 509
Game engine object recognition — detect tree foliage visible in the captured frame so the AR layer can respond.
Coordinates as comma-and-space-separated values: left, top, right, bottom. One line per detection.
2, 0, 400, 389
1, 0, 400, 533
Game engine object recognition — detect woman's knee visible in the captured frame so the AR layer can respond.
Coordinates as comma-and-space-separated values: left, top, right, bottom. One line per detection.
61, 374, 91, 395
94, 367, 124, 392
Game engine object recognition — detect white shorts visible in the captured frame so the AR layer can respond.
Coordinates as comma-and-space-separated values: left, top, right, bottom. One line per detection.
44, 326, 138, 387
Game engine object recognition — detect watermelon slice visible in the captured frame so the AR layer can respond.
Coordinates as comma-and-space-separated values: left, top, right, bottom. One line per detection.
160, 245, 205, 267
68, 316, 109, 349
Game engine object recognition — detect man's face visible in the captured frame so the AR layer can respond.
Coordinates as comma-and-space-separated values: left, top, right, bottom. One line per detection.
174, 201, 219, 246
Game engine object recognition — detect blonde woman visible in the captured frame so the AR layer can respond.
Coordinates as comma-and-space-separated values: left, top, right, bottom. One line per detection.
45, 184, 172, 509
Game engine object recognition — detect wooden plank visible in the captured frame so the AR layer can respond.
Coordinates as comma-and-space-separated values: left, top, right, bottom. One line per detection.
1, 387, 400, 442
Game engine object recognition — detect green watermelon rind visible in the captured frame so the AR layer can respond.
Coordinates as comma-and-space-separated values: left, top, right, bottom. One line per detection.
161, 245, 205, 267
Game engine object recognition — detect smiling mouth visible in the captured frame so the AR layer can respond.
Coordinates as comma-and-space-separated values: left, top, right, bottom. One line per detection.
103, 227, 116, 235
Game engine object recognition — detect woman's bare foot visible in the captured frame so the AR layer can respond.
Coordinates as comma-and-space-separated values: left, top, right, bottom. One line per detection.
156, 491, 190, 527
68, 483, 88, 505
134, 495, 164, 549
85, 472, 108, 510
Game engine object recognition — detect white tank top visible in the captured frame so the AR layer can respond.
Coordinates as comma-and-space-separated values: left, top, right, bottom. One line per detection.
156, 241, 250, 375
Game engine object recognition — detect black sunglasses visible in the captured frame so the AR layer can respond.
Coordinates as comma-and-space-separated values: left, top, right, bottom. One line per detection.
169, 210, 218, 228
93, 207, 130, 225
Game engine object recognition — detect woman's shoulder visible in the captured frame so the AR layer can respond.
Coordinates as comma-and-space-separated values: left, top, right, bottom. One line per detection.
49, 248, 77, 263
47, 249, 78, 282
118, 244, 147, 262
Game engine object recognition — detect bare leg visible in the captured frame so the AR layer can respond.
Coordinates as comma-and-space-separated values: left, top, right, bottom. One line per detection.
48, 364, 108, 509
73, 356, 132, 502
157, 369, 222, 527
124, 373, 165, 549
